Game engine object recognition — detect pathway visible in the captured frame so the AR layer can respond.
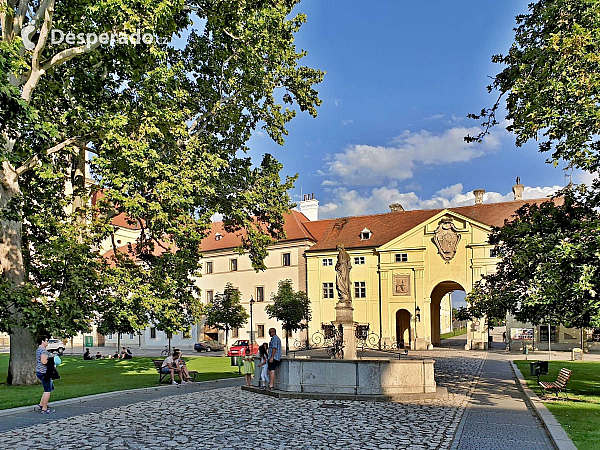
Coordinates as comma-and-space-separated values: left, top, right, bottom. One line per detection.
451, 351, 554, 450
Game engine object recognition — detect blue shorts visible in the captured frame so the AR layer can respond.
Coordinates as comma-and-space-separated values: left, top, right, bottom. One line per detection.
161, 367, 172, 374
36, 372, 54, 393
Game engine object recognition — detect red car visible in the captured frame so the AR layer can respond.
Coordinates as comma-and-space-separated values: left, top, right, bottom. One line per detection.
227, 340, 259, 356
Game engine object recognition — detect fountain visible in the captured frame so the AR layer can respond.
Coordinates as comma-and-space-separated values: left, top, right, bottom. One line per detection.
244, 244, 446, 401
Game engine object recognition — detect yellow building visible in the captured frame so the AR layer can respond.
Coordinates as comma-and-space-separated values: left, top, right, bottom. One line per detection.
305, 194, 549, 350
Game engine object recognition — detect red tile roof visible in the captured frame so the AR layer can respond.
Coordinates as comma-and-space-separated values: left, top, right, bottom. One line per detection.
306, 198, 561, 252
92, 191, 142, 230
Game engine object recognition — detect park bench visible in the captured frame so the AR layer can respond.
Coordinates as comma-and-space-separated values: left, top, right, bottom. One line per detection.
539, 368, 572, 398
152, 359, 198, 384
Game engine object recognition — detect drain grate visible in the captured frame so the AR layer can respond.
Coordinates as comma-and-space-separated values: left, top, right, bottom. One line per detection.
319, 403, 350, 409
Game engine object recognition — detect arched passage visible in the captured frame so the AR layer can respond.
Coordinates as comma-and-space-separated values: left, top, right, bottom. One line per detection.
395, 309, 411, 349
430, 281, 465, 346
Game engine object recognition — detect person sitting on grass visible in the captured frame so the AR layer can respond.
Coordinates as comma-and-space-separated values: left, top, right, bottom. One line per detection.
174, 351, 192, 382
124, 347, 133, 359
119, 346, 127, 359
161, 351, 185, 385
83, 348, 92, 360
95, 351, 102, 360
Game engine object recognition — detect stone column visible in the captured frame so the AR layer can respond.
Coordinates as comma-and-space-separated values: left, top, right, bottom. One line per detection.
335, 302, 357, 360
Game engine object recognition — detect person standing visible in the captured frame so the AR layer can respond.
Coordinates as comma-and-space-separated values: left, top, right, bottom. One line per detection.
35, 335, 55, 414
267, 328, 282, 390
257, 343, 269, 390
242, 347, 254, 386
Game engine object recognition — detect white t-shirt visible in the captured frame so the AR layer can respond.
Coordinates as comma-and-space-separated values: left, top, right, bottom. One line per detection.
162, 356, 178, 368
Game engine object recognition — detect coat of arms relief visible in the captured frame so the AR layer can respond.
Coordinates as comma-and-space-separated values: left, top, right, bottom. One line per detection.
432, 218, 461, 262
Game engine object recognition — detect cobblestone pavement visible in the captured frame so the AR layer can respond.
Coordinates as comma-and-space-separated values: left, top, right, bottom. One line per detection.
0, 351, 487, 450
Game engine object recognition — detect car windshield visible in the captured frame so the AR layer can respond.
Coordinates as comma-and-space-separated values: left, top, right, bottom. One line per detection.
49, 339, 59, 343
232, 340, 248, 346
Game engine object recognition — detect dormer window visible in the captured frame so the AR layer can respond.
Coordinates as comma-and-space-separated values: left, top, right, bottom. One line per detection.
360, 227, 372, 240
215, 232, 223, 241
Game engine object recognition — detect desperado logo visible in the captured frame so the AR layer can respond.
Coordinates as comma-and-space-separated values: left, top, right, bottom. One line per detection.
21, 21, 37, 51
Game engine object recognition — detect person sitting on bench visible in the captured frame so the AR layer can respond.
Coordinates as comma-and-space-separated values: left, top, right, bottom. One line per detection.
161, 352, 185, 385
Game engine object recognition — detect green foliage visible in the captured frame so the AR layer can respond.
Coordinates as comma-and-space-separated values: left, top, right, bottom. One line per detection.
0, 0, 323, 346
467, 187, 600, 328
265, 279, 311, 332
468, 0, 600, 172
265, 279, 311, 353
453, 307, 471, 322
204, 283, 249, 346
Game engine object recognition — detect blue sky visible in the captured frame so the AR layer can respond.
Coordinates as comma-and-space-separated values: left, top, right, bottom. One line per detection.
245, 0, 589, 219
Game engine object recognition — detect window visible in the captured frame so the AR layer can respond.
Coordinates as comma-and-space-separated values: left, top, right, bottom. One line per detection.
182, 328, 191, 339
322, 258, 333, 267
282, 252, 291, 266
230, 258, 237, 271
354, 256, 365, 265
215, 232, 222, 241
360, 227, 372, 240
205, 261, 213, 274
323, 282, 334, 298
206, 290, 214, 304
107, 333, 113, 340
150, 328, 156, 339
256, 286, 264, 302
166, 332, 172, 339
129, 333, 134, 339
395, 253, 408, 262
354, 281, 366, 298
540, 326, 557, 343
257, 324, 265, 338
490, 248, 498, 258
232, 328, 239, 338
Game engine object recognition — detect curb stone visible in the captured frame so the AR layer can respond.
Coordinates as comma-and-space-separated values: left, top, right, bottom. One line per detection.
511, 361, 577, 450
0, 376, 244, 418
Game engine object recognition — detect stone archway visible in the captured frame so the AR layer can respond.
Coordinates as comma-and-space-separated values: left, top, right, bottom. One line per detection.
395, 309, 411, 349
430, 281, 465, 346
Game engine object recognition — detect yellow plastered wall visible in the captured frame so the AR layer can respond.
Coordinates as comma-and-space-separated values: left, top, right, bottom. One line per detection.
306, 211, 499, 350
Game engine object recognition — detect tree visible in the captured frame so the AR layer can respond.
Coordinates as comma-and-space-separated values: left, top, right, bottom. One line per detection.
454, 307, 471, 323
265, 279, 311, 354
467, 189, 600, 330
467, 0, 600, 173
204, 283, 249, 349
0, 0, 323, 384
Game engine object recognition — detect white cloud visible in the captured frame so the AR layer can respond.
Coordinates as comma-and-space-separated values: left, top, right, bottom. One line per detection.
318, 184, 562, 219
322, 125, 507, 186
574, 170, 598, 185
425, 114, 444, 120
342, 119, 354, 126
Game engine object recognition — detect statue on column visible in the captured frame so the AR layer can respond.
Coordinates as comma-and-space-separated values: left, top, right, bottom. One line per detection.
335, 244, 352, 303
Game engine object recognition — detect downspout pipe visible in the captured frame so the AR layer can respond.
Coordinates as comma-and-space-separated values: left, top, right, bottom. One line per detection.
377, 251, 382, 350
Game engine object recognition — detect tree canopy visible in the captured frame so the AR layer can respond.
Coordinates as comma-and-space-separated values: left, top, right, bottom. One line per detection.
467, 0, 600, 172
265, 279, 311, 353
203, 283, 249, 348
0, 0, 323, 384
467, 188, 600, 329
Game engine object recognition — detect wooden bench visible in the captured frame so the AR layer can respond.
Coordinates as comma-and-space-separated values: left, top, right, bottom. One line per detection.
152, 359, 198, 383
539, 368, 572, 398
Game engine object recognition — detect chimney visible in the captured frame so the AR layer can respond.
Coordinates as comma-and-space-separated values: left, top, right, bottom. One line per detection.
299, 193, 319, 221
512, 177, 524, 201
389, 203, 404, 212
473, 189, 485, 205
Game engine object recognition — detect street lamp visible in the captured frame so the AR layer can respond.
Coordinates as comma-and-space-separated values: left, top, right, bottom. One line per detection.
249, 295, 255, 347
415, 306, 421, 322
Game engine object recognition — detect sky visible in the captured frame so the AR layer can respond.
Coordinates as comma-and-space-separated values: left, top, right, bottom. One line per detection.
243, 0, 594, 221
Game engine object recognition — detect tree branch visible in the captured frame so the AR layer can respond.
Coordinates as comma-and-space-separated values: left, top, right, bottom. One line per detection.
15, 137, 80, 176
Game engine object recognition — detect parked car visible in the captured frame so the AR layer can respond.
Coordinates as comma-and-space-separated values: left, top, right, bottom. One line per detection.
227, 340, 259, 356
47, 339, 65, 355
194, 340, 224, 352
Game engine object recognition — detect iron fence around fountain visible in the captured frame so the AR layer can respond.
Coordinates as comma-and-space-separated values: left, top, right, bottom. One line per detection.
290, 323, 406, 359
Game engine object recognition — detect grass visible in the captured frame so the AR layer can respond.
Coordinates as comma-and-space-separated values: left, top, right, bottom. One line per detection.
0, 354, 241, 410
440, 327, 466, 340
515, 360, 600, 449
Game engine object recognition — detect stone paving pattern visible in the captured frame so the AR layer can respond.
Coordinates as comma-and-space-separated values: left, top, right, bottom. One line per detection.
0, 350, 487, 449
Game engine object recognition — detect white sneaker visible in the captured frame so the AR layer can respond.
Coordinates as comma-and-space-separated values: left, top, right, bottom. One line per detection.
172, 381, 177, 385
181, 380, 186, 384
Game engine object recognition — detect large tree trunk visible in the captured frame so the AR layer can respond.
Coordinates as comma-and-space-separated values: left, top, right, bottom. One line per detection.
1, 161, 37, 385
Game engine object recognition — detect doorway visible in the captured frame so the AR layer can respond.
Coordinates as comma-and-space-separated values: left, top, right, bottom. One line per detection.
396, 309, 411, 349
430, 281, 465, 346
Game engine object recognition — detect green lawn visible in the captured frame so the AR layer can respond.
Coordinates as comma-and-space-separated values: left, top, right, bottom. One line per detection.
0, 355, 241, 410
440, 327, 466, 340
515, 360, 600, 449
